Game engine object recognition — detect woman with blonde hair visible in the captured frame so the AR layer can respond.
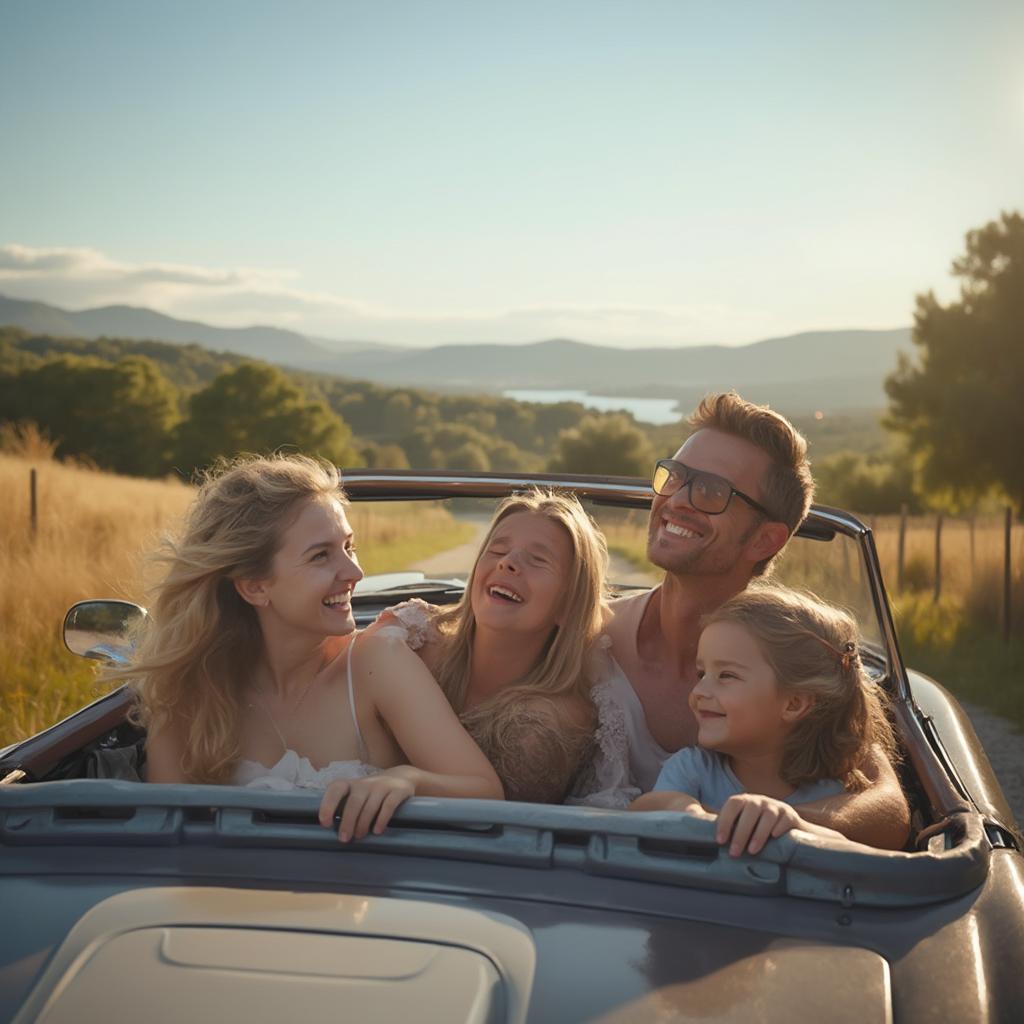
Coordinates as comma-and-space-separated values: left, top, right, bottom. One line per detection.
368, 488, 610, 803
131, 453, 502, 841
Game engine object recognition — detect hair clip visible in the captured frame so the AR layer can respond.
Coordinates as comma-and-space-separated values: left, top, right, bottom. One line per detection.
840, 640, 857, 671
809, 632, 858, 671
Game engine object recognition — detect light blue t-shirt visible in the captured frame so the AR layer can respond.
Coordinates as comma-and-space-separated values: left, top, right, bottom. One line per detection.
653, 746, 846, 810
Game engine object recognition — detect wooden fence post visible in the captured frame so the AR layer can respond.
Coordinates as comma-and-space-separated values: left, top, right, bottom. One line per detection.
897, 504, 907, 592
1004, 506, 1013, 644
30, 468, 38, 539
933, 512, 943, 603
969, 514, 976, 584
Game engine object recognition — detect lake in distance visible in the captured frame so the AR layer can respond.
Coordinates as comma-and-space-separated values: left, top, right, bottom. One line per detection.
502, 389, 682, 425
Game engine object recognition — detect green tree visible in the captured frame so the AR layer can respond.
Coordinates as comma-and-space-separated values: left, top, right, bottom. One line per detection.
0, 354, 181, 474
813, 448, 922, 515
360, 440, 411, 469
447, 441, 491, 472
886, 211, 1024, 508
176, 362, 360, 472
383, 392, 418, 435
548, 413, 655, 477
487, 439, 537, 473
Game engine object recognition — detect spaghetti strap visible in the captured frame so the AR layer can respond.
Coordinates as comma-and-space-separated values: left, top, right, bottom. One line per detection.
346, 634, 371, 764
263, 708, 289, 756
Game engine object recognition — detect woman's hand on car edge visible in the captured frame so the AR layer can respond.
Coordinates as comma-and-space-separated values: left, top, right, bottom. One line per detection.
317, 767, 418, 843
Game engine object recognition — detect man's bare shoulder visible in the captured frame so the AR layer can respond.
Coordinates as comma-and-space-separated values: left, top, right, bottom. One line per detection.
609, 590, 648, 608
604, 587, 658, 640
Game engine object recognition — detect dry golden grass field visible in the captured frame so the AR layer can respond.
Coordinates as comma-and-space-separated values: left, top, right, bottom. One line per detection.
0, 449, 472, 743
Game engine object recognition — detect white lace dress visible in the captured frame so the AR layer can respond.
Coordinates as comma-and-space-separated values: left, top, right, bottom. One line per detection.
235, 634, 379, 791
569, 590, 674, 809
234, 750, 376, 791
372, 598, 441, 650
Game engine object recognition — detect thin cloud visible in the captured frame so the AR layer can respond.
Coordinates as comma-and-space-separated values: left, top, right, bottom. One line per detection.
0, 242, 780, 347
0, 244, 109, 273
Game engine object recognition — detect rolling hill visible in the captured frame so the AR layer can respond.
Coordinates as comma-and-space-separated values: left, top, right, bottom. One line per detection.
0, 292, 912, 413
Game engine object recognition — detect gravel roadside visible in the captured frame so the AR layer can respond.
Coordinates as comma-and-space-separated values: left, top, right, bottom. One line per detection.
959, 701, 1024, 829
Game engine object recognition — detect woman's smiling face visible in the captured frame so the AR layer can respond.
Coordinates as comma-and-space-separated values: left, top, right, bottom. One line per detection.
470, 511, 573, 637
253, 496, 364, 636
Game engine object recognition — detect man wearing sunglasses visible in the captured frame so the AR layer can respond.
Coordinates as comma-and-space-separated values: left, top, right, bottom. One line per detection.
577, 391, 909, 849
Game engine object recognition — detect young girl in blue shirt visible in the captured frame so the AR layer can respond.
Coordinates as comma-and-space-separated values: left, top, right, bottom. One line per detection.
630, 585, 898, 856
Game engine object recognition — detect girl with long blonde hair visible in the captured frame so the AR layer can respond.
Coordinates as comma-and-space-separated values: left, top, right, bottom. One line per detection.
131, 453, 501, 841
631, 585, 898, 854
371, 489, 610, 803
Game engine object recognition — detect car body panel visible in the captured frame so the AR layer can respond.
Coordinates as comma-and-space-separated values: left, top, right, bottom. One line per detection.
908, 670, 1019, 838
2, 812, 1023, 1022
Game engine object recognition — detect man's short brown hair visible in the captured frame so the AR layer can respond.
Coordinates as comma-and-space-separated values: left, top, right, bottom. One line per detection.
688, 392, 814, 573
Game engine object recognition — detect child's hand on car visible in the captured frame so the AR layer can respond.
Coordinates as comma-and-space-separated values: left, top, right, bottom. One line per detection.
715, 793, 807, 856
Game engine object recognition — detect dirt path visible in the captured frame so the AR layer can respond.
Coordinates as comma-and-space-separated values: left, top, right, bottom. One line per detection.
411, 516, 657, 588
409, 514, 488, 576
608, 555, 658, 588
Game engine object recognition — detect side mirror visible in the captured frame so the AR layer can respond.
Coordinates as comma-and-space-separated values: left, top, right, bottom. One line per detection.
63, 600, 147, 667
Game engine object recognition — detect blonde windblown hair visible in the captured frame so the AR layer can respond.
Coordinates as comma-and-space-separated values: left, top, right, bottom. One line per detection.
125, 453, 346, 784
431, 489, 609, 801
703, 585, 898, 791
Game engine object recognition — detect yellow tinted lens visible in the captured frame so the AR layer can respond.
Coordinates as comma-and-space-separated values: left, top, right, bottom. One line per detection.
652, 464, 671, 493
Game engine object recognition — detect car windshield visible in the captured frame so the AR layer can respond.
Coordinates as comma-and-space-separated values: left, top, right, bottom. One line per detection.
346, 496, 884, 654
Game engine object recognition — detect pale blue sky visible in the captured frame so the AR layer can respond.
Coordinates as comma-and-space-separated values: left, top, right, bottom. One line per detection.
1, 0, 1022, 347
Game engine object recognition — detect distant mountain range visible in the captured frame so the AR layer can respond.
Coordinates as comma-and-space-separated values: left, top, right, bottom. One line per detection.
0, 292, 913, 414
0, 293, 377, 366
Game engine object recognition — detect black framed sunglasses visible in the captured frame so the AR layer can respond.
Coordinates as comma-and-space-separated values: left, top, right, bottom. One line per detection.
651, 459, 775, 519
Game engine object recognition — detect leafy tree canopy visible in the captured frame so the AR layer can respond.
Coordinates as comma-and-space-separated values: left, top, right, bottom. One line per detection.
175, 362, 360, 473
813, 447, 922, 515
0, 353, 180, 475
360, 441, 411, 470
886, 211, 1024, 508
549, 413, 655, 477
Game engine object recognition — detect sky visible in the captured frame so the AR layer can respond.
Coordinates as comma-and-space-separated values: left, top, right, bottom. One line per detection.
1, 0, 1022, 348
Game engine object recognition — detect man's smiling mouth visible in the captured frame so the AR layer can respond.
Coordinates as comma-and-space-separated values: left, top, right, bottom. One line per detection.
663, 520, 701, 539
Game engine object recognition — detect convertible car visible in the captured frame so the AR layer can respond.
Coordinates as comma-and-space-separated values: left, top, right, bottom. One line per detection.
2, 470, 1023, 1023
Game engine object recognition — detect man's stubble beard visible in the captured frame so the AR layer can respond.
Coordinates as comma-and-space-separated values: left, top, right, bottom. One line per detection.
646, 539, 738, 577
645, 517, 762, 579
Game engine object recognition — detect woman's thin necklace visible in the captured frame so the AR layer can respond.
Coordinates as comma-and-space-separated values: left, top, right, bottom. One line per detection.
250, 655, 326, 727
